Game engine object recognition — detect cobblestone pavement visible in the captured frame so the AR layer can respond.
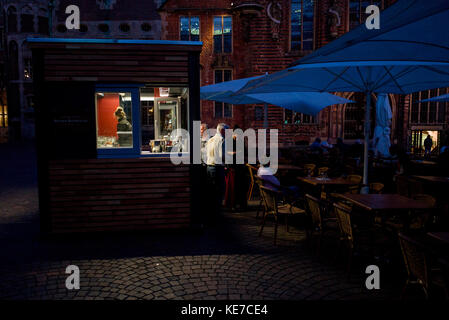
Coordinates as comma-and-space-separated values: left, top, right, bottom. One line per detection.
0, 143, 400, 300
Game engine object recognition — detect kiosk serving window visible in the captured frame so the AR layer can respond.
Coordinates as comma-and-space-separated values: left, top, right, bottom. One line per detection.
96, 92, 134, 149
95, 86, 189, 158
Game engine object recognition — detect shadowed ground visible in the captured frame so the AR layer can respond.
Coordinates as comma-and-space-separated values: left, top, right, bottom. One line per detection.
0, 142, 401, 300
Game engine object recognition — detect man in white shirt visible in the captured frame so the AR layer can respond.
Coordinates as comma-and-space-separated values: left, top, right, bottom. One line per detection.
205, 123, 228, 223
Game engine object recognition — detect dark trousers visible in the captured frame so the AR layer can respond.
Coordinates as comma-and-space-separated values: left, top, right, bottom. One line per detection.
207, 165, 225, 222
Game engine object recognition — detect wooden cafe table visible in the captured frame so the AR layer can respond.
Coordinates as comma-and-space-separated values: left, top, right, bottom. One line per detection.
336, 194, 433, 211
297, 176, 358, 187
412, 175, 449, 185
335, 194, 434, 229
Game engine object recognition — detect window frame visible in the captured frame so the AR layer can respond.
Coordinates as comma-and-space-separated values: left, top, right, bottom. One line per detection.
95, 85, 141, 158
213, 16, 233, 54
409, 88, 448, 125
289, 0, 315, 52
348, 0, 384, 31
213, 69, 233, 119
179, 16, 200, 42
283, 109, 317, 125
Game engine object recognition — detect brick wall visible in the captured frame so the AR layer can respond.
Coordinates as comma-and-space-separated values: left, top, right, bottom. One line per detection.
160, 0, 410, 146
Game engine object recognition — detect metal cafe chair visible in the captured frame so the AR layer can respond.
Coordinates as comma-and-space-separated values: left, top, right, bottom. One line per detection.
246, 163, 258, 201
347, 174, 362, 194
398, 233, 448, 299
369, 182, 384, 194
253, 175, 265, 218
304, 163, 316, 177
259, 186, 305, 245
334, 203, 355, 274
317, 167, 329, 177
304, 194, 338, 256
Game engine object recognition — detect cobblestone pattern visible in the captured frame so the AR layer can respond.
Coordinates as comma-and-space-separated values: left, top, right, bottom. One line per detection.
0, 143, 396, 300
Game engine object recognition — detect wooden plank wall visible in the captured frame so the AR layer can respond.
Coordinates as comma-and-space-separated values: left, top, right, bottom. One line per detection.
47, 158, 191, 233
30, 43, 200, 84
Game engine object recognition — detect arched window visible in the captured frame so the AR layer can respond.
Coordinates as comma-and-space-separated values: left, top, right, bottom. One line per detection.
21, 5, 34, 33
38, 8, 49, 35
8, 41, 19, 80
7, 6, 18, 33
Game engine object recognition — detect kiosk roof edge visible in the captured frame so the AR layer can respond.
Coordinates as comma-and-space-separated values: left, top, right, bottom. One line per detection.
26, 37, 203, 46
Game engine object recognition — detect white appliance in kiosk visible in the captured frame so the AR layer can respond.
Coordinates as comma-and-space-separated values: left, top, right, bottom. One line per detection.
154, 97, 181, 140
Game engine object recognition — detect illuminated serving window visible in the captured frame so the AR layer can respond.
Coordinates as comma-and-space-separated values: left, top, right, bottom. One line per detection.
95, 86, 189, 157
140, 87, 190, 155
95, 92, 134, 149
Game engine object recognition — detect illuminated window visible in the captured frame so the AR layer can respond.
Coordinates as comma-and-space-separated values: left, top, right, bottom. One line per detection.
284, 109, 316, 124
0, 99, 7, 128
214, 70, 232, 118
180, 16, 200, 41
291, 0, 314, 51
214, 16, 232, 53
96, 92, 134, 149
410, 88, 448, 124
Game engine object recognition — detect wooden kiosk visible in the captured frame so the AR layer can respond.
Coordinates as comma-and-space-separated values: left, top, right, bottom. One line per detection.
28, 38, 202, 234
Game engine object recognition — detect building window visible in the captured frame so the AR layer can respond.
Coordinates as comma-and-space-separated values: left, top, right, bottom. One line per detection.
214, 16, 232, 53
0, 97, 7, 128
214, 70, 232, 118
79, 24, 88, 33
349, 0, 383, 30
38, 16, 49, 35
180, 16, 200, 41
7, 7, 18, 33
343, 92, 376, 139
21, 5, 35, 33
119, 23, 130, 33
291, 0, 314, 51
8, 41, 19, 80
284, 109, 316, 124
410, 88, 448, 124
98, 24, 109, 33
141, 23, 152, 32
23, 58, 32, 80
57, 24, 67, 33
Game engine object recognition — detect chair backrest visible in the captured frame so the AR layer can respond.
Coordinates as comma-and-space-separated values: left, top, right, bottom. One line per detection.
259, 186, 279, 214
304, 163, 316, 176
408, 179, 424, 197
369, 182, 384, 194
246, 164, 258, 183
347, 174, 362, 184
396, 175, 410, 197
398, 233, 429, 288
412, 194, 436, 208
318, 167, 329, 176
305, 194, 322, 230
333, 203, 354, 248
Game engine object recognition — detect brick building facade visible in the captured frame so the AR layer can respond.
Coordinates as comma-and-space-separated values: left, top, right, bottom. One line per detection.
159, 0, 449, 152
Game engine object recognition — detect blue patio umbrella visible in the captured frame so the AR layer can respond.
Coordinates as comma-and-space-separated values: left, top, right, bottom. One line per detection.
419, 93, 449, 103
201, 75, 353, 128
236, 0, 449, 191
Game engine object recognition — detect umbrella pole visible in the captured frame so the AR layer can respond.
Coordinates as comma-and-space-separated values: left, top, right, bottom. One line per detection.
263, 103, 268, 129
361, 92, 371, 194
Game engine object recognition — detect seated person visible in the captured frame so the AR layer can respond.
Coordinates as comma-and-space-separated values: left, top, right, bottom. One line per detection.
257, 164, 300, 199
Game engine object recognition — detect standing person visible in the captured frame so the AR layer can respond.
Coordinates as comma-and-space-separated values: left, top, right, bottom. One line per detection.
224, 125, 248, 212
424, 134, 433, 157
205, 123, 227, 223
200, 123, 211, 164
114, 107, 132, 147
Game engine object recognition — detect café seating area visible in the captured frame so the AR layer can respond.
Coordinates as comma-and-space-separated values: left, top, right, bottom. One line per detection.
244, 149, 449, 299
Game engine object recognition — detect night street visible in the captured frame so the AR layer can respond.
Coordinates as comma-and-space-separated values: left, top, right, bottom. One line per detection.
0, 143, 396, 300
